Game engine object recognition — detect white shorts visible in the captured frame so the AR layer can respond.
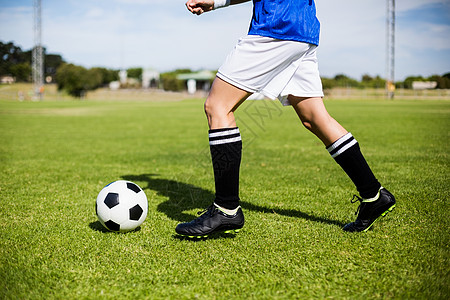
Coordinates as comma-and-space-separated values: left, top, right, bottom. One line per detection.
217, 35, 324, 106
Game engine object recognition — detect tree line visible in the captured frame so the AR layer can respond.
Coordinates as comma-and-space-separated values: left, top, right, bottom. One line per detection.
0, 41, 119, 97
322, 73, 450, 90
0, 41, 64, 82
1, 41, 449, 97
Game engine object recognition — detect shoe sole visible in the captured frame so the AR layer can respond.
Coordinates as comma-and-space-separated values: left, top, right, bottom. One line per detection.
178, 229, 241, 239
362, 204, 396, 232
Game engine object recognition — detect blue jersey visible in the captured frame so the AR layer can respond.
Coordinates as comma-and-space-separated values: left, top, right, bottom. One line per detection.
248, 0, 320, 45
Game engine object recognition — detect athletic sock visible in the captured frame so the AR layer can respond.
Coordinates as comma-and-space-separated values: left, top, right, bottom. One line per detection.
209, 127, 242, 210
214, 203, 240, 215
327, 132, 381, 199
362, 187, 383, 202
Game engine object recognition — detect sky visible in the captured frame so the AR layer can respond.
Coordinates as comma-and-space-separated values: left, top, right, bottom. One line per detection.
0, 0, 449, 81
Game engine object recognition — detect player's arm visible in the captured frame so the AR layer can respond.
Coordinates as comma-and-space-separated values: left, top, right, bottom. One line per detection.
186, 0, 250, 15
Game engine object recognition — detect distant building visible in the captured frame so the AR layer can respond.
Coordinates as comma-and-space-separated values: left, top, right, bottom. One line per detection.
142, 68, 160, 89
0, 76, 15, 84
119, 70, 127, 85
177, 70, 215, 94
412, 81, 437, 90
109, 81, 120, 90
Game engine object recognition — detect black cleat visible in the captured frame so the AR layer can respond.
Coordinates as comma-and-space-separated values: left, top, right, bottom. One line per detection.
343, 188, 396, 232
175, 204, 245, 238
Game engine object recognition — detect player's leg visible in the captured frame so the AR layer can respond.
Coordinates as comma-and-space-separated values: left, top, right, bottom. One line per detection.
205, 77, 250, 129
205, 77, 250, 211
175, 77, 250, 238
288, 96, 395, 232
288, 96, 347, 145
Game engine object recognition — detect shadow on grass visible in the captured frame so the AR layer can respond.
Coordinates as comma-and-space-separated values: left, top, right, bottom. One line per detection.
122, 173, 346, 228
89, 221, 111, 233
89, 221, 142, 233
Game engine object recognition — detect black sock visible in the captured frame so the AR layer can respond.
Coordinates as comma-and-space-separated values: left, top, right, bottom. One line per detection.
209, 127, 242, 210
327, 133, 381, 199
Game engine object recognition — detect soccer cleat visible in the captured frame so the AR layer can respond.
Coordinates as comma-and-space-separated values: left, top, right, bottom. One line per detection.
343, 188, 396, 232
175, 204, 244, 238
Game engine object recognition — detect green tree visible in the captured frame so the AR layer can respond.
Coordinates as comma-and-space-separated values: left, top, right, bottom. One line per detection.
428, 74, 450, 89
9, 62, 31, 82
0, 41, 28, 77
333, 74, 360, 88
321, 77, 335, 90
85, 68, 103, 90
160, 69, 191, 92
55, 63, 89, 97
91, 67, 119, 85
44, 54, 64, 81
1, 41, 67, 82
55, 63, 120, 97
127, 67, 142, 79
402, 76, 424, 89
361, 74, 385, 88
361, 74, 373, 83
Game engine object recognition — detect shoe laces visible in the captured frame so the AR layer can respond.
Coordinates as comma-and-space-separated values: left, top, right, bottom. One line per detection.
351, 195, 363, 216
197, 204, 215, 217
188, 205, 214, 225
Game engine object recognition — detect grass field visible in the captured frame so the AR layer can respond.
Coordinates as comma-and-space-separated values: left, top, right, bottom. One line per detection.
0, 95, 449, 299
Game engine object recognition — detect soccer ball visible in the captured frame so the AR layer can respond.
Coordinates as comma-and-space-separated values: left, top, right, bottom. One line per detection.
96, 180, 148, 232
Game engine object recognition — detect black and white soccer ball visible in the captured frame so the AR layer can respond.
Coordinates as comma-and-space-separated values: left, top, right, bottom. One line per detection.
96, 180, 148, 232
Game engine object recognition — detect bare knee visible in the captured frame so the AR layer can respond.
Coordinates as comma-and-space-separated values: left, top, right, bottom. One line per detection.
298, 111, 320, 133
204, 98, 222, 119
289, 96, 322, 129
297, 106, 334, 136
300, 118, 314, 132
204, 100, 210, 118
296, 107, 347, 145
204, 97, 235, 129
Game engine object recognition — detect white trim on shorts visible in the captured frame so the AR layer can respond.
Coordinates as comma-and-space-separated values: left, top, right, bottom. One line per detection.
217, 35, 324, 106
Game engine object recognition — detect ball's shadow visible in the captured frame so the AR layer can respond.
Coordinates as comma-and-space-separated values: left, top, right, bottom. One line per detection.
122, 174, 212, 223
89, 221, 142, 233
89, 221, 110, 233
121, 173, 346, 227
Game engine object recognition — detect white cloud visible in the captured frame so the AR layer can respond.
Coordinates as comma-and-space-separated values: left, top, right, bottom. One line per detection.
400, 23, 450, 51
396, 0, 448, 11
85, 7, 105, 19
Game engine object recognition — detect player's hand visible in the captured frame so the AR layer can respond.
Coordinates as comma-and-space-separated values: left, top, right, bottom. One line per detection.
185, 0, 214, 15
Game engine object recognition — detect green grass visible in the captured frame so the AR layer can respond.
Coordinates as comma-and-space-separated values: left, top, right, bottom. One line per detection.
0, 97, 449, 299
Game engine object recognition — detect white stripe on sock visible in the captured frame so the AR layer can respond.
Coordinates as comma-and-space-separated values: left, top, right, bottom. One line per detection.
209, 136, 242, 145
330, 139, 357, 158
327, 132, 353, 153
209, 128, 240, 138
